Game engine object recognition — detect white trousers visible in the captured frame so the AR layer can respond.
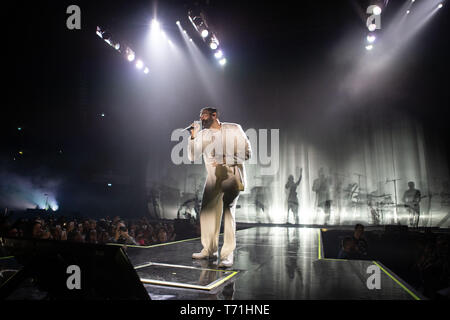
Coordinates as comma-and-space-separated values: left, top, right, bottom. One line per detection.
199, 164, 240, 259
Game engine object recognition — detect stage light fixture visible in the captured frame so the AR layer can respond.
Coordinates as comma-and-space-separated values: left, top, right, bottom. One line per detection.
367, 34, 376, 43
209, 35, 219, 50
96, 26, 103, 38
406, 10, 410, 14
126, 47, 135, 61
438, 3, 443, 9
114, 43, 120, 50
365, 44, 374, 50
219, 58, 227, 66
373, 6, 382, 15
176, 20, 180, 25
368, 23, 377, 31
214, 50, 223, 59
136, 60, 144, 69
144, 67, 149, 74
201, 29, 209, 38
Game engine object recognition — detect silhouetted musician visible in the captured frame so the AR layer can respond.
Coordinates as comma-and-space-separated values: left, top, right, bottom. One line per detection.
402, 181, 421, 228
285, 168, 302, 224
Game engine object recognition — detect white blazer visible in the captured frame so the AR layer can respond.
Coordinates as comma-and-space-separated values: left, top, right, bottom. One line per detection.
188, 122, 252, 191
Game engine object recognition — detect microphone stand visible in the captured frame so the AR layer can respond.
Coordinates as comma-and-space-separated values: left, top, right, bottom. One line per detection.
386, 178, 401, 224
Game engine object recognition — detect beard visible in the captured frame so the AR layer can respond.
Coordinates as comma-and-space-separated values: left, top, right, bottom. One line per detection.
202, 116, 214, 129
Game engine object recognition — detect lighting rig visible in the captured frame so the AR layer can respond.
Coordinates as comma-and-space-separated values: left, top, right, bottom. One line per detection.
96, 26, 150, 75
187, 9, 227, 66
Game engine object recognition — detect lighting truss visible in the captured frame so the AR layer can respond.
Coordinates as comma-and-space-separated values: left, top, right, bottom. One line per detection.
187, 9, 227, 66
96, 26, 149, 75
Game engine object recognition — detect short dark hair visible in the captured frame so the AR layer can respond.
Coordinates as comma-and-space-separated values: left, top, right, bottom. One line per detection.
200, 107, 218, 116
355, 223, 364, 231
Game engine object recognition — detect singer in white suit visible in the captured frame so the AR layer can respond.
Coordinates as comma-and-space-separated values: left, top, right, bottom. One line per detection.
188, 107, 251, 267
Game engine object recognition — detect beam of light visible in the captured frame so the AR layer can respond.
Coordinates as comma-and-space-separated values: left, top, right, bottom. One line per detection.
176, 21, 221, 102
151, 19, 161, 32
338, 0, 444, 103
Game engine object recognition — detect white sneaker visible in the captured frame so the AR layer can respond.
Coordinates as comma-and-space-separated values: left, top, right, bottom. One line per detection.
218, 253, 234, 268
192, 251, 218, 260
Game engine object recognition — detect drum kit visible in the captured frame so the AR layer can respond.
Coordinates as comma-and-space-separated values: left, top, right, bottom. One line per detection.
343, 186, 395, 225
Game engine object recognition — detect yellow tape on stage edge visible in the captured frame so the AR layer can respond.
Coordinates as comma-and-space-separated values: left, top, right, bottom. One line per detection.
372, 260, 421, 300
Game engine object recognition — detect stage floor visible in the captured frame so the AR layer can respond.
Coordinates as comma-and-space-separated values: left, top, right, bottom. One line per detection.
123, 226, 423, 300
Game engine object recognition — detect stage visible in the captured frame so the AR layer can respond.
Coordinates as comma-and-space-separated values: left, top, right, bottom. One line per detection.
119, 226, 423, 300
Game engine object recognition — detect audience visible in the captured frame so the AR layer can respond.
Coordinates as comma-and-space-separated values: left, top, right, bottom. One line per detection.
0, 215, 179, 247
352, 223, 368, 258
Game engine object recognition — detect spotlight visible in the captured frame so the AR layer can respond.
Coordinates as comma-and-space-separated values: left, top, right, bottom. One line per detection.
438, 3, 443, 9
190, 38, 193, 42
373, 6, 382, 15
107, 183, 112, 187
209, 34, 219, 50
114, 43, 120, 50
367, 34, 376, 43
365, 44, 374, 50
136, 60, 144, 69
126, 47, 135, 61
201, 29, 209, 38
96, 26, 103, 38
219, 58, 226, 66
144, 67, 149, 74
176, 20, 180, 25
17, 127, 22, 131
406, 10, 410, 14
368, 23, 377, 31
214, 50, 223, 59
101, 113, 105, 117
